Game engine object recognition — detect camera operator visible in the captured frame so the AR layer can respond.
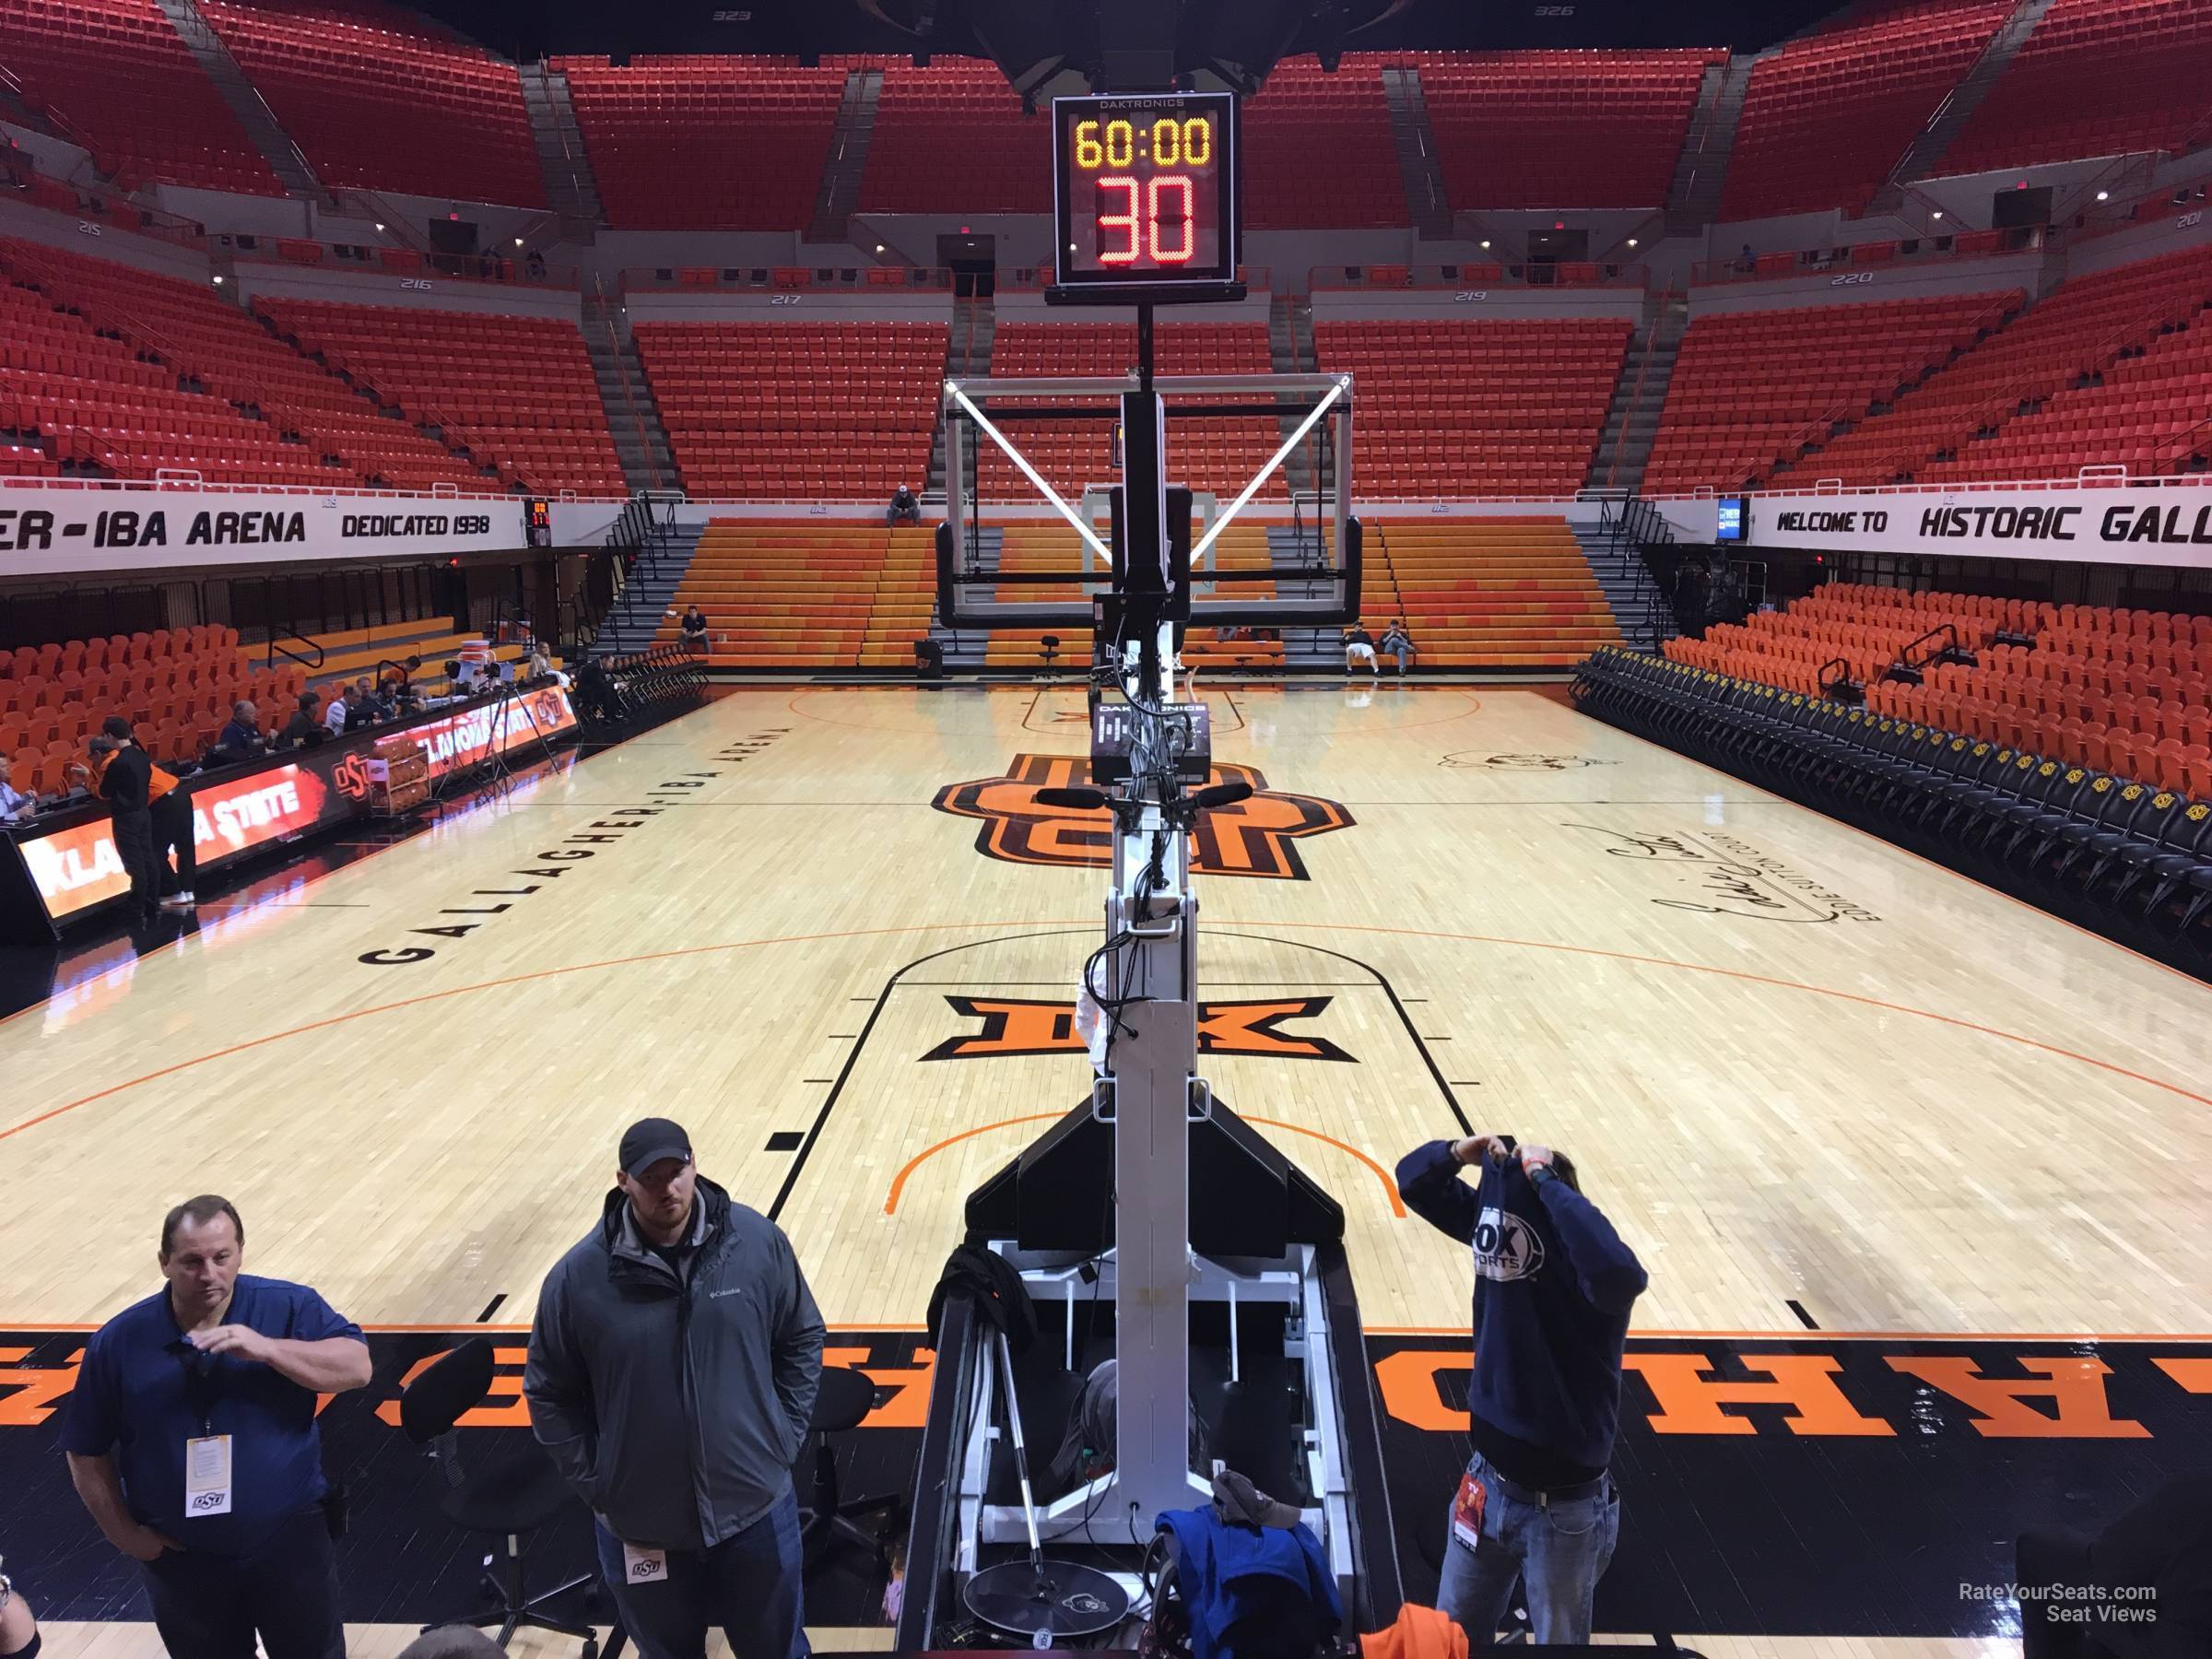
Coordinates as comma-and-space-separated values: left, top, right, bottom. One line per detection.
1397, 1132, 1647, 1645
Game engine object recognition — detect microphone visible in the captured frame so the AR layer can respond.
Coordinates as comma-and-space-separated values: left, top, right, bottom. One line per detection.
1188, 782, 1254, 811
1034, 786, 1112, 811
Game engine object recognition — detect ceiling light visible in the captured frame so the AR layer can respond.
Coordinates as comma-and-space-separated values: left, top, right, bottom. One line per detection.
1931, 210, 1944, 220
1479, 240, 1491, 250
2096, 190, 2110, 202
374, 222, 385, 232
514, 237, 524, 246
875, 243, 886, 253
1626, 238, 1638, 248
212, 275, 224, 285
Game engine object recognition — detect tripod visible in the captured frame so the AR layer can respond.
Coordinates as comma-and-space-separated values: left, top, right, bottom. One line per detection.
431, 678, 561, 805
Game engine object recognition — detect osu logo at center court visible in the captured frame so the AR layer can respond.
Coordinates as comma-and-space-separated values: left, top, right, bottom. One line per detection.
932, 753, 1352, 880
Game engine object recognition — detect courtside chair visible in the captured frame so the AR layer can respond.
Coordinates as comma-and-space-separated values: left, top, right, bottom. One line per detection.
399, 1336, 601, 1655
796, 1364, 907, 1573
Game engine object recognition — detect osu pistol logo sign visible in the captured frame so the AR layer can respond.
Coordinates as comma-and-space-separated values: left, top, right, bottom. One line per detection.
932, 754, 1352, 880
923, 995, 1356, 1063
331, 752, 375, 802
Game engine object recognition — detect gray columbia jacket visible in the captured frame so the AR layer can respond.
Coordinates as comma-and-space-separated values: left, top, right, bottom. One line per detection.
524, 1178, 826, 1549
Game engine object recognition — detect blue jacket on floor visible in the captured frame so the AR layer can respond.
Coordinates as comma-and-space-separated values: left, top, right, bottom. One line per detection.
1156, 1502, 1342, 1659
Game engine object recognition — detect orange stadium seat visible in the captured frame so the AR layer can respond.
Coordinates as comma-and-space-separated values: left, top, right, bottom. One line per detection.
1413, 49, 1724, 210
552, 55, 845, 230
1814, 244, 2212, 485
1942, 0, 2212, 176
632, 320, 947, 500
1720, 1, 2012, 220
253, 298, 623, 495
0, 0, 282, 195
1313, 315, 1630, 497
1641, 290, 2019, 492
198, 0, 545, 206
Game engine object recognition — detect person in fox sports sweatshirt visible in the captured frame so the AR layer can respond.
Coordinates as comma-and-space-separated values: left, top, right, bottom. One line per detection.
1396, 1133, 1649, 1646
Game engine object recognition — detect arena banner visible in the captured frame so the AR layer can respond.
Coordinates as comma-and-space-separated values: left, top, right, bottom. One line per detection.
1743, 484, 2212, 566
1, 688, 576, 930
0, 486, 527, 575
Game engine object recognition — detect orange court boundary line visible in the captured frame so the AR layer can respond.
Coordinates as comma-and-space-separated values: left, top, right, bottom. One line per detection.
8, 915, 2210, 1147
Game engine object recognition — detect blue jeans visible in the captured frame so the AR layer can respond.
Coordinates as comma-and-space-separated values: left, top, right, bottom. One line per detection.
594, 1487, 809, 1659
1435, 1451, 1620, 1646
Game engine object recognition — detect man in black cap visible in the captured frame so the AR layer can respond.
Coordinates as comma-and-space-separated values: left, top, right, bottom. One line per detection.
524, 1120, 825, 1659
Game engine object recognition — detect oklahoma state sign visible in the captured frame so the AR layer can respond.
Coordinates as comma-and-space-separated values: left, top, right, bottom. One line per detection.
932, 753, 1353, 879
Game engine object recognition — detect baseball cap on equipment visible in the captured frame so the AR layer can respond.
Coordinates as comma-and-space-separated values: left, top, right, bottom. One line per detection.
619, 1117, 692, 1178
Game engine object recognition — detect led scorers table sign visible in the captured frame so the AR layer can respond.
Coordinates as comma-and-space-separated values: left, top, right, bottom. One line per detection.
1053, 91, 1241, 300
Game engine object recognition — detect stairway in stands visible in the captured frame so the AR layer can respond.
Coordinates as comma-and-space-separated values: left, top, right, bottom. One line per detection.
806, 65, 885, 245
1569, 518, 1672, 652
519, 61, 605, 239
1665, 53, 1753, 236
583, 288, 678, 493
1584, 292, 1690, 494
1873, 0, 2058, 210
1269, 523, 1354, 669
927, 291, 994, 502
1380, 65, 1453, 238
590, 519, 706, 655
154, 0, 325, 200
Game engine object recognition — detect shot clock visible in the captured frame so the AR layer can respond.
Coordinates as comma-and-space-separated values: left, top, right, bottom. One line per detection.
1052, 91, 1240, 299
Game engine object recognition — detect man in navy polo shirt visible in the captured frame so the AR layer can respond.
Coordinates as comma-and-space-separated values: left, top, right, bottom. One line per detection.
60, 1194, 372, 1658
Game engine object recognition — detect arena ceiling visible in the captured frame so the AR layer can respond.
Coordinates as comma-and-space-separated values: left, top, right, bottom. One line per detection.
375, 0, 1858, 72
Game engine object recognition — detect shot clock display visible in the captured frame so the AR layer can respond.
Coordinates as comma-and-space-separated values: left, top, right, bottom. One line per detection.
1053, 91, 1239, 293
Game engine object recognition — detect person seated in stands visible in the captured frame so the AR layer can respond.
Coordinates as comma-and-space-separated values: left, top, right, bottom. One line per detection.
678, 605, 711, 654
283, 692, 326, 748
576, 653, 621, 723
381, 656, 423, 712
324, 684, 358, 738
1343, 624, 1379, 677
1738, 241, 1756, 274
524, 248, 547, 281
0, 756, 36, 826
216, 700, 266, 759
1380, 619, 1416, 676
525, 647, 552, 682
887, 483, 922, 526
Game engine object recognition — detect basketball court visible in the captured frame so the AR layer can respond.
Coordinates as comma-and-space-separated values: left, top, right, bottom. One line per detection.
7, 681, 2206, 1654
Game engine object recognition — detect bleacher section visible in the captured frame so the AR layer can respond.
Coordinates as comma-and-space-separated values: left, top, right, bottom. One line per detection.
650, 522, 935, 669
0, 253, 361, 485
1370, 518, 1622, 667
1, 626, 301, 784
253, 298, 622, 494
1413, 50, 1723, 210
1941, 0, 2212, 177
856, 61, 1042, 215
200, 0, 545, 206
1665, 583, 2212, 795
1313, 316, 1630, 497
1814, 246, 2212, 484
1241, 58, 1406, 229
632, 321, 946, 500
1641, 290, 2019, 492
0, 0, 281, 196
1718, 1, 2010, 221
0, 239, 484, 490
978, 322, 1282, 504
554, 56, 844, 230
